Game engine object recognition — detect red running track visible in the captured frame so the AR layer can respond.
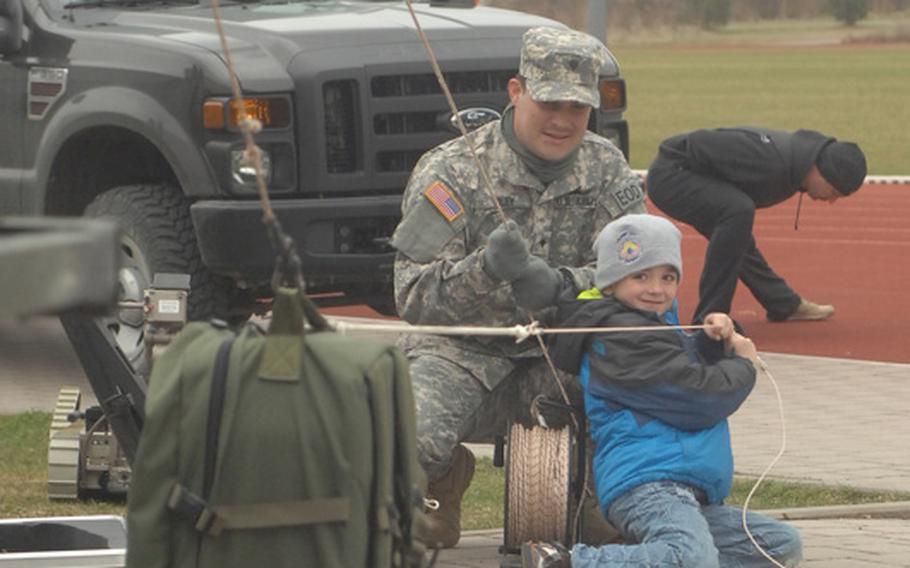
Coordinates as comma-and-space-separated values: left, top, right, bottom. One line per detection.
326, 183, 910, 364
653, 183, 910, 364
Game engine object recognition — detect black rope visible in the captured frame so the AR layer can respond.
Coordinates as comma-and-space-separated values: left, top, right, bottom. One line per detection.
263, 216, 331, 332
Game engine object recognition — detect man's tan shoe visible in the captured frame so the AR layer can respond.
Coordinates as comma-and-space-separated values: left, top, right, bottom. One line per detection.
785, 300, 835, 322
424, 444, 475, 549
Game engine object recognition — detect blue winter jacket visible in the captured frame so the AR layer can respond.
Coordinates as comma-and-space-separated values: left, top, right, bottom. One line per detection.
548, 290, 756, 512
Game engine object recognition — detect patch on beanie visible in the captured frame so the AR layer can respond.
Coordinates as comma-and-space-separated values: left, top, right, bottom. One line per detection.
617, 231, 642, 264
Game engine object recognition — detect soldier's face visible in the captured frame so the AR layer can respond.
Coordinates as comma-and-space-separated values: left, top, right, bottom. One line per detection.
508, 78, 591, 162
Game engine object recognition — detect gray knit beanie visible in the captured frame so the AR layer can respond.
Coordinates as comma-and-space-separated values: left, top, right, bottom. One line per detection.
594, 214, 683, 290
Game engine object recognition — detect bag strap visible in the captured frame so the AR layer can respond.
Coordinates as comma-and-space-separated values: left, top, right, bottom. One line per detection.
168, 479, 351, 537
206, 496, 349, 536
203, 334, 236, 500
258, 286, 329, 382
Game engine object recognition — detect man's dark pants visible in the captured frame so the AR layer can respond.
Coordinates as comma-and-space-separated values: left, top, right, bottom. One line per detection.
647, 160, 801, 324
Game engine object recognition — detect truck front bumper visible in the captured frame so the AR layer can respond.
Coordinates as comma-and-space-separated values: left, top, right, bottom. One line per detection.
191, 195, 401, 294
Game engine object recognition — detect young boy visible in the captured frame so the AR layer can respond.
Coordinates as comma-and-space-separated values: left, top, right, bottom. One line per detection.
522, 214, 803, 568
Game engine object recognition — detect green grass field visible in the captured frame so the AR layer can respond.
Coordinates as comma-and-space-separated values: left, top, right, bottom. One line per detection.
0, 412, 126, 518
617, 45, 910, 173
607, 12, 910, 47
603, 15, 910, 173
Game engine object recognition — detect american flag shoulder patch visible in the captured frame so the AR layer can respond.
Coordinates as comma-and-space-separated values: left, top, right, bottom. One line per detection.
423, 181, 464, 222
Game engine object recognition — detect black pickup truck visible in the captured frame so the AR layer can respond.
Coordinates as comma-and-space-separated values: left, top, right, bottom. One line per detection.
0, 0, 628, 364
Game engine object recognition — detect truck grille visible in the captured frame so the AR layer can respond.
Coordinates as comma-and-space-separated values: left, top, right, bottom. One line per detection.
322, 70, 513, 177
323, 80, 359, 173
371, 70, 513, 97
374, 112, 437, 136
376, 150, 425, 174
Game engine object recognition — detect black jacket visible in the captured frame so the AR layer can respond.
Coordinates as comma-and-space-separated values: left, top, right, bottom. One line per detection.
654, 127, 832, 208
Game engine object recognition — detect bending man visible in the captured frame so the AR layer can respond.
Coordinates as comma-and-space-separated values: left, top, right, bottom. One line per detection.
646, 127, 866, 324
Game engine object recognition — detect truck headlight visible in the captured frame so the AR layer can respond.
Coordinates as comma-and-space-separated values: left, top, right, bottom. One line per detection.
231, 148, 272, 187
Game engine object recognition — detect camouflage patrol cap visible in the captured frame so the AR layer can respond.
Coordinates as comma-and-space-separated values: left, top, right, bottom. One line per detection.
519, 26, 608, 107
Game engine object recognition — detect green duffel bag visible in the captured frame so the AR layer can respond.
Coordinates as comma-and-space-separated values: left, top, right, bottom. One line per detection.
126, 287, 427, 568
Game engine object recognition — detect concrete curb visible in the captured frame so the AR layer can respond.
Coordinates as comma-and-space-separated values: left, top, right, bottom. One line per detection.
761, 501, 910, 521
458, 501, 910, 538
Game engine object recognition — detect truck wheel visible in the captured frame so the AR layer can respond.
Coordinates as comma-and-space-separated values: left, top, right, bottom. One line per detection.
84, 184, 226, 371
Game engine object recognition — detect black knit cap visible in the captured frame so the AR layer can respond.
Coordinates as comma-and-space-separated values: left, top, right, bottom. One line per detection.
816, 140, 867, 195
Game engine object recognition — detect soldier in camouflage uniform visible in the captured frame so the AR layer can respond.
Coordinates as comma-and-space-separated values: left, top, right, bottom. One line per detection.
390, 26, 646, 549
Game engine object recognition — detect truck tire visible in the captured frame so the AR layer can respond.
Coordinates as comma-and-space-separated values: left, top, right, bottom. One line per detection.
84, 183, 226, 371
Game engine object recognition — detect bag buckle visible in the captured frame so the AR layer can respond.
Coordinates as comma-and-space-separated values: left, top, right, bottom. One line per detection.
167, 483, 219, 534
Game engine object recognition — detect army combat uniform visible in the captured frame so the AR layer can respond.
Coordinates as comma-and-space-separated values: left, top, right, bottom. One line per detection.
390, 119, 646, 478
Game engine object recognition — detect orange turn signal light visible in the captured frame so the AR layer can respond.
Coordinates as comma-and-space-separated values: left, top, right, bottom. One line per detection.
203, 97, 291, 131
203, 100, 225, 130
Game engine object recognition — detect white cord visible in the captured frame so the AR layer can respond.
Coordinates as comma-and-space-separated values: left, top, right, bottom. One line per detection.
329, 318, 705, 342
741, 356, 788, 568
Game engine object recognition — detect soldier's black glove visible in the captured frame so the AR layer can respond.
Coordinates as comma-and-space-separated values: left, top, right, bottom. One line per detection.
483, 220, 530, 282
511, 258, 563, 311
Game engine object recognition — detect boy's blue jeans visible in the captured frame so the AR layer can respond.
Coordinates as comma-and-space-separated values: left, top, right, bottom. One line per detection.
571, 481, 803, 567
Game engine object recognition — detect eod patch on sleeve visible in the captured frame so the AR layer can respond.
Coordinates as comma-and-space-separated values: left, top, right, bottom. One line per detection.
611, 180, 643, 210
